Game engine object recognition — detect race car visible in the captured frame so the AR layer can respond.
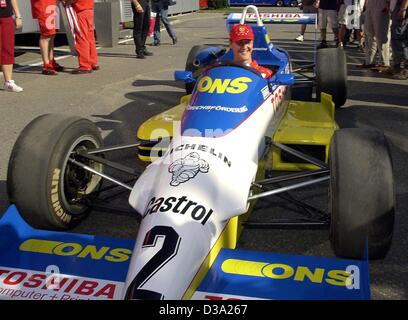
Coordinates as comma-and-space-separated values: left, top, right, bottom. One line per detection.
6, 6, 394, 300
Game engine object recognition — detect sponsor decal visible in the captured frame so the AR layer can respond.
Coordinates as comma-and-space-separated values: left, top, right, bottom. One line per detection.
19, 239, 132, 263
261, 86, 270, 99
221, 259, 358, 287
168, 152, 209, 186
197, 76, 252, 94
186, 105, 248, 113
271, 86, 287, 113
169, 144, 231, 168
143, 196, 213, 226
50, 168, 71, 223
0, 267, 122, 300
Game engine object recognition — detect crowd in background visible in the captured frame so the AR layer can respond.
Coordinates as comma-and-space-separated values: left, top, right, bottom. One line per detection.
0, 0, 177, 92
296, 0, 408, 79
1, 0, 407, 94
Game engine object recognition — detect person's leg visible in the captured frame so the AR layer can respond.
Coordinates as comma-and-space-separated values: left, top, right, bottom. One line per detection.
39, 35, 52, 65
132, 3, 145, 57
141, 4, 152, 54
391, 9, 407, 69
84, 9, 98, 68
0, 18, 14, 77
152, 3, 161, 45
1, 17, 23, 91
363, 10, 377, 65
161, 8, 177, 43
72, 10, 92, 71
338, 4, 346, 46
375, 13, 391, 67
318, 9, 328, 47
329, 10, 339, 44
339, 24, 346, 46
2, 64, 13, 82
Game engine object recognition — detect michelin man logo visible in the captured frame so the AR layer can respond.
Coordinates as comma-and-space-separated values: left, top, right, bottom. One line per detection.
168, 152, 209, 186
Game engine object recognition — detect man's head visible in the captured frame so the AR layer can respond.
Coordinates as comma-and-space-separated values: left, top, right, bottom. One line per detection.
229, 24, 254, 64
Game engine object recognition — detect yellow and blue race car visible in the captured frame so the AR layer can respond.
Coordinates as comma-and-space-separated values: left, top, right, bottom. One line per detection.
5, 6, 394, 300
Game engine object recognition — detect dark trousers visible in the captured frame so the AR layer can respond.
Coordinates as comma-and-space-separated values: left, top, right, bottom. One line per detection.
132, 2, 151, 54
391, 7, 408, 67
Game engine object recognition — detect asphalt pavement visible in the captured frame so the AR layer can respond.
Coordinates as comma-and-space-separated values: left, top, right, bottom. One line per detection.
0, 7, 407, 299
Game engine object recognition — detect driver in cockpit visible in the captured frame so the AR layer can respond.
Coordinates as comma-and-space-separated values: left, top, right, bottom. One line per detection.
229, 24, 274, 79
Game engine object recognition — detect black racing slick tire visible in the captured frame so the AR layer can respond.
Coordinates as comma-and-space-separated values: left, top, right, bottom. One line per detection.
7, 114, 103, 230
185, 45, 210, 94
329, 128, 395, 260
276, 0, 284, 7
316, 47, 348, 108
290, 0, 299, 7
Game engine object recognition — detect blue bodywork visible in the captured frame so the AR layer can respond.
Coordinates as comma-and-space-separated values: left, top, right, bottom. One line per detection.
177, 23, 293, 138
181, 66, 269, 137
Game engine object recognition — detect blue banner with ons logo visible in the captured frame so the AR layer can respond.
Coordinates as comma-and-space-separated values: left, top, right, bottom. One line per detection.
0, 205, 370, 300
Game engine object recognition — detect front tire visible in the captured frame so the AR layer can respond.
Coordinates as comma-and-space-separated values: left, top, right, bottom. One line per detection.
316, 47, 348, 108
7, 114, 103, 230
329, 128, 395, 259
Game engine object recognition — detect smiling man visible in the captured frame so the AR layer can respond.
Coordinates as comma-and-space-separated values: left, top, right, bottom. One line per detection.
229, 24, 273, 79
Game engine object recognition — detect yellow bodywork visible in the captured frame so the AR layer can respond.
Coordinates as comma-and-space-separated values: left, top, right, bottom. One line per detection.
136, 92, 338, 299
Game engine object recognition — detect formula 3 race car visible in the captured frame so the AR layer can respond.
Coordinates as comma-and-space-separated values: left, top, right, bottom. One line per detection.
6, 6, 395, 300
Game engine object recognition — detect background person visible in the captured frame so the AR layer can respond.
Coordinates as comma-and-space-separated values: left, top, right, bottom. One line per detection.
229, 24, 273, 79
63, 0, 99, 74
316, 0, 340, 48
152, 0, 177, 46
295, 0, 318, 42
391, 0, 408, 79
30, 0, 63, 75
0, 0, 23, 92
360, 0, 391, 70
131, 0, 153, 59
338, 0, 365, 47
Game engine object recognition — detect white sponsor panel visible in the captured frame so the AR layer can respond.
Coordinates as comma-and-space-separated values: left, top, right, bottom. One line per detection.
0, 266, 124, 300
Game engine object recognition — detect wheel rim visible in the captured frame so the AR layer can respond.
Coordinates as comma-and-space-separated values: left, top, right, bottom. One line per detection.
61, 135, 102, 216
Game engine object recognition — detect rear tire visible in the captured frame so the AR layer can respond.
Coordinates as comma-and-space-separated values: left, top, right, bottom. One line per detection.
316, 47, 347, 108
185, 45, 209, 94
276, 0, 284, 7
329, 128, 395, 259
290, 0, 299, 7
7, 114, 103, 230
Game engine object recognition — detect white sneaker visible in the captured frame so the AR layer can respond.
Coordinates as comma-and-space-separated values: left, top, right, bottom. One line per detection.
4, 80, 23, 93
295, 35, 304, 42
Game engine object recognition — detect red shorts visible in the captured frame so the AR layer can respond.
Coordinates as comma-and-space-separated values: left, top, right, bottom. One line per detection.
31, 0, 58, 37
0, 17, 15, 65
37, 15, 57, 37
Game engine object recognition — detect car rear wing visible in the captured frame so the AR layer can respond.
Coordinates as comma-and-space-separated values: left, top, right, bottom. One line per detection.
226, 12, 317, 28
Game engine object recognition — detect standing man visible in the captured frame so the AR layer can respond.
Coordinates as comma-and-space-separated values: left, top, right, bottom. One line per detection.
295, 0, 318, 42
361, 0, 391, 70
391, 0, 408, 79
315, 0, 340, 48
131, 0, 153, 59
63, 0, 99, 74
152, 0, 177, 46
30, 0, 64, 75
